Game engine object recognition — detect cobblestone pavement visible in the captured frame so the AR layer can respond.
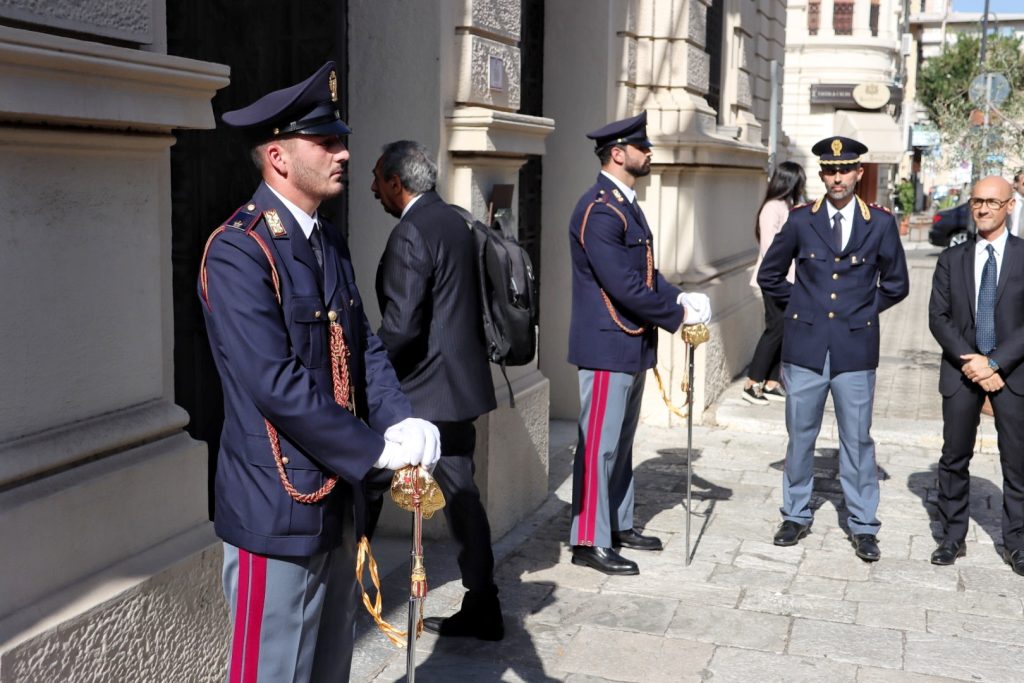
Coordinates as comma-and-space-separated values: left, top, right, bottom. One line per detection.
353, 244, 1022, 682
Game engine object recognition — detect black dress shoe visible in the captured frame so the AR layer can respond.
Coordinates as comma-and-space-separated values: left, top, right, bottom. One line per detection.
773, 521, 809, 547
930, 539, 966, 566
1004, 547, 1024, 577
571, 546, 639, 575
611, 528, 663, 551
422, 590, 504, 641
853, 534, 880, 562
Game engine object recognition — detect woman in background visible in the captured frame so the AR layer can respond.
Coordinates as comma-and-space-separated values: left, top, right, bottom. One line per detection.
743, 161, 805, 405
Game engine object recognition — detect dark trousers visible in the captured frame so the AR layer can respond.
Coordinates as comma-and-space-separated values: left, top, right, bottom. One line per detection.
431, 420, 497, 594
939, 384, 1024, 552
748, 293, 785, 383
365, 420, 497, 595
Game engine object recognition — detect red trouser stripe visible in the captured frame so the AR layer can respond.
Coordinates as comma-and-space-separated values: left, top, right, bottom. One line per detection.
229, 550, 268, 683
243, 554, 267, 682
580, 370, 610, 544
228, 550, 250, 683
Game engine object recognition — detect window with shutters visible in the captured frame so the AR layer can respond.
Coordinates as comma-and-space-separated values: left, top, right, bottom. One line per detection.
834, 1, 855, 35
808, 0, 821, 35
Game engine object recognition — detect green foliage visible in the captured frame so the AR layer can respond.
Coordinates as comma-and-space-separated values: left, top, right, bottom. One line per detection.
917, 32, 1024, 171
895, 179, 916, 213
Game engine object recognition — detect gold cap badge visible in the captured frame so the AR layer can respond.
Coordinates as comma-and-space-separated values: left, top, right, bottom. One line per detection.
329, 70, 338, 103
831, 138, 843, 156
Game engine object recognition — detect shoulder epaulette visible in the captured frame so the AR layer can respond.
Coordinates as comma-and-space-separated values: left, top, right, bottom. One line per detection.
220, 203, 262, 232
869, 202, 892, 214
811, 197, 825, 214
856, 196, 871, 221
791, 201, 811, 212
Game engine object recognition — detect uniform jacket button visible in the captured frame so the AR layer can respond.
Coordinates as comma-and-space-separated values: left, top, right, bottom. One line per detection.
281, 456, 290, 465
328, 311, 338, 322
828, 312, 835, 319
832, 273, 839, 280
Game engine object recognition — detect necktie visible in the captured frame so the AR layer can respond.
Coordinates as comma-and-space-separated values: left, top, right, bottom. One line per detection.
976, 244, 997, 354
832, 212, 844, 252
309, 223, 324, 268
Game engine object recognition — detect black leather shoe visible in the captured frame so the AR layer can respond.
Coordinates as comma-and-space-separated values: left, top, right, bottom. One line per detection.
853, 534, 880, 562
1004, 547, 1024, 577
422, 590, 504, 641
773, 521, 809, 546
571, 546, 639, 575
611, 528, 663, 551
930, 539, 966, 566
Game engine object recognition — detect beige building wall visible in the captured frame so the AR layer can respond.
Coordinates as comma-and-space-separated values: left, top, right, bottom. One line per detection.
347, 0, 554, 539
540, 0, 789, 425
0, 3, 229, 680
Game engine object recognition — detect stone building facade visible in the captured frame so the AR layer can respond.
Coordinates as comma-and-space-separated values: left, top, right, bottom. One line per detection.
0, 0, 788, 678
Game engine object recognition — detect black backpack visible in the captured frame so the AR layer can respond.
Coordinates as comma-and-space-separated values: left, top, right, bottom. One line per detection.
452, 206, 538, 407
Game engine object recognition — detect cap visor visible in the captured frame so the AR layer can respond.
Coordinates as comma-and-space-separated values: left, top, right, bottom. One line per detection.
295, 119, 352, 136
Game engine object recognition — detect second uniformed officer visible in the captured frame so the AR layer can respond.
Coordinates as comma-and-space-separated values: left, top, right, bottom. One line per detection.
568, 112, 711, 575
758, 136, 909, 562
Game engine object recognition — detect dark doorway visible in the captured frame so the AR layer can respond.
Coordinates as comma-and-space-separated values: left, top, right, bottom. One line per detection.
518, 0, 544, 313
167, 2, 348, 518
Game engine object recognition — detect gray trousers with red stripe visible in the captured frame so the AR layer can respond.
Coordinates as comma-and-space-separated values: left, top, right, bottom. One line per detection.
221, 521, 358, 682
570, 369, 644, 547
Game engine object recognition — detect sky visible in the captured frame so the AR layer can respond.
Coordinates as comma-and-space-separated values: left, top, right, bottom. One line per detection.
951, 0, 1021, 13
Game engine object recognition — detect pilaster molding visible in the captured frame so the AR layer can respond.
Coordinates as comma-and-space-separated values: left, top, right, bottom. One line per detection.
446, 106, 554, 156
0, 25, 229, 132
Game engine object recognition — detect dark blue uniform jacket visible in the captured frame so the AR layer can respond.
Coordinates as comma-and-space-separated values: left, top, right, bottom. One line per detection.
199, 182, 411, 557
758, 196, 909, 376
568, 174, 683, 373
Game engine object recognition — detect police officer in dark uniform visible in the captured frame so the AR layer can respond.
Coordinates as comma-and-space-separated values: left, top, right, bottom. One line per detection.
758, 136, 909, 562
567, 112, 711, 575
199, 61, 440, 682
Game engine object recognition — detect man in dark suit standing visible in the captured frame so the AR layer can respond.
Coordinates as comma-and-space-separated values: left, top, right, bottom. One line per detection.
928, 175, 1024, 575
759, 136, 909, 562
567, 112, 711, 576
371, 140, 504, 639
201, 63, 439, 682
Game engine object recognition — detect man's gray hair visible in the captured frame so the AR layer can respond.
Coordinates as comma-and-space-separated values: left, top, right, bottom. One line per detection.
379, 140, 438, 194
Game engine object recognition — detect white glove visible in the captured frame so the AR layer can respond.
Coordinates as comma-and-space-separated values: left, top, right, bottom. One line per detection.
374, 439, 418, 470
383, 417, 441, 470
677, 292, 712, 325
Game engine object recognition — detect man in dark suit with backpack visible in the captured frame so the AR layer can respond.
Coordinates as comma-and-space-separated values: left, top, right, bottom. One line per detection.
370, 140, 504, 639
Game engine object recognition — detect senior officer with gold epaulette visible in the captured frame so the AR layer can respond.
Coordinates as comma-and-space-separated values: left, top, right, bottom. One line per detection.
758, 136, 909, 562
199, 62, 439, 682
567, 112, 711, 575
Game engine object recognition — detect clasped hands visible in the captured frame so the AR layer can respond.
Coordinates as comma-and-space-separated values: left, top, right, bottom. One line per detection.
374, 417, 441, 471
677, 292, 712, 325
960, 353, 1004, 393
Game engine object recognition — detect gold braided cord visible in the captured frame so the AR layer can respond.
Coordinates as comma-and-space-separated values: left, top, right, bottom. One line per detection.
652, 367, 689, 419
579, 198, 654, 336
355, 536, 423, 648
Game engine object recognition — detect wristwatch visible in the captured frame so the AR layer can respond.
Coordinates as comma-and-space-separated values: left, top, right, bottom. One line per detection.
988, 357, 1000, 372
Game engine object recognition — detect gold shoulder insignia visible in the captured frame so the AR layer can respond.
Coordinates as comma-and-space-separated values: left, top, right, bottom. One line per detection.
264, 209, 287, 237
811, 197, 824, 214
791, 201, 811, 212
611, 188, 625, 203
869, 202, 892, 214
857, 197, 871, 221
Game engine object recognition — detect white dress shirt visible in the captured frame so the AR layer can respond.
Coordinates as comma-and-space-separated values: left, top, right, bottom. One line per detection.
267, 184, 319, 238
825, 198, 857, 251
1010, 191, 1023, 237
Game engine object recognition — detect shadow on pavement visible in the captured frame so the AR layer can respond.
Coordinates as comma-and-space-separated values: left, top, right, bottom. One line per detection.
907, 463, 1005, 557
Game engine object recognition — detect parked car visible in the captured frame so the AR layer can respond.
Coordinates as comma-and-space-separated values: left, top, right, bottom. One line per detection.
928, 202, 974, 248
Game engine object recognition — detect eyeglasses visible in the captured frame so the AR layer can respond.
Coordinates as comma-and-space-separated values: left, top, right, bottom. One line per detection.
969, 197, 1011, 210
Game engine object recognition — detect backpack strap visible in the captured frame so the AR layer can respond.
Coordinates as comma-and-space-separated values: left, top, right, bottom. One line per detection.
578, 193, 654, 336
